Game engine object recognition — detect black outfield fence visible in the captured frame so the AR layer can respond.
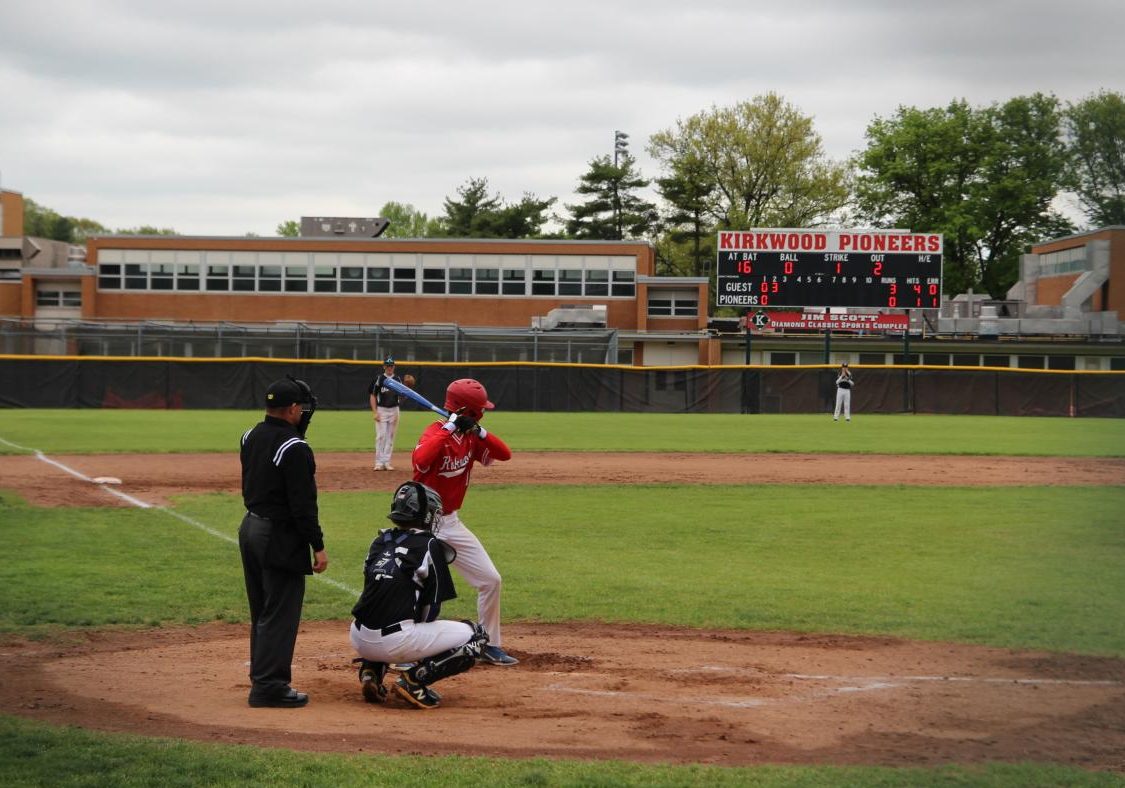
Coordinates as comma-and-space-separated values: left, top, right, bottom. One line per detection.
1, 356, 1123, 417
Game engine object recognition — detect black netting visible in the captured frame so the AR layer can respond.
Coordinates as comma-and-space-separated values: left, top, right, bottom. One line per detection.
0, 358, 1122, 416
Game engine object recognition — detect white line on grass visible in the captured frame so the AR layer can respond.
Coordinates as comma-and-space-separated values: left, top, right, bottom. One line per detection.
0, 436, 359, 597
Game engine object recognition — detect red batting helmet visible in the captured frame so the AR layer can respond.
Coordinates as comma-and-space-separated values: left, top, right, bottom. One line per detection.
444, 378, 494, 421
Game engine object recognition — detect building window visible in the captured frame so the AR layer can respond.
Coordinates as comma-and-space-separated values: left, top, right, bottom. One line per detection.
392, 267, 416, 294
98, 264, 121, 289
858, 353, 885, 365
450, 268, 473, 295
284, 266, 308, 292
233, 265, 257, 292
559, 269, 582, 296
423, 268, 446, 294
585, 269, 609, 296
532, 269, 555, 296
923, 353, 950, 366
1017, 355, 1045, 369
952, 354, 979, 366
612, 270, 635, 296
206, 265, 230, 291
476, 268, 499, 295
61, 290, 81, 307
366, 267, 389, 293
340, 266, 363, 293
177, 265, 200, 291
151, 264, 174, 290
1040, 246, 1088, 277
648, 291, 698, 317
258, 265, 281, 292
982, 355, 1009, 367
124, 263, 148, 290
1047, 355, 1075, 370
770, 352, 796, 365
314, 266, 338, 293
501, 269, 525, 295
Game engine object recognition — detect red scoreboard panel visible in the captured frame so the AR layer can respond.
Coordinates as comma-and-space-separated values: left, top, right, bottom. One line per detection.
716, 229, 943, 309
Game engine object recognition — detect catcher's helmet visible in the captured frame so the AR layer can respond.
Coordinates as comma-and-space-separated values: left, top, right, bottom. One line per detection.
387, 481, 443, 530
444, 378, 494, 421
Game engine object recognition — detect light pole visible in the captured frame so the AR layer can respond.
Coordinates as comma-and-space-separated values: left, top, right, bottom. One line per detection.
613, 130, 629, 240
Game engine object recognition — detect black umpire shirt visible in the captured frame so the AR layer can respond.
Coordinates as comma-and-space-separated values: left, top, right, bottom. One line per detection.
240, 415, 325, 574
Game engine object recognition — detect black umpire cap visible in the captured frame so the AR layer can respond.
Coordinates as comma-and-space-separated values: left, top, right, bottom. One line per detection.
265, 378, 308, 407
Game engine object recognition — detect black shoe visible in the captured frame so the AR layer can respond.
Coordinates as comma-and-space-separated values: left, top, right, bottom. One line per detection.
394, 675, 441, 709
248, 687, 308, 708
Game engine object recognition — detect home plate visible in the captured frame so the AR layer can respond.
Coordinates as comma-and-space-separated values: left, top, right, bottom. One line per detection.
92, 476, 122, 485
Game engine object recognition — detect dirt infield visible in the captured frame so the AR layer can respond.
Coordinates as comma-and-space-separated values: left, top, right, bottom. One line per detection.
1, 450, 1123, 507
1, 449, 1124, 769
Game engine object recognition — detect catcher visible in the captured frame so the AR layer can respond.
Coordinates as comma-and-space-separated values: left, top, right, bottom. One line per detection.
350, 481, 488, 709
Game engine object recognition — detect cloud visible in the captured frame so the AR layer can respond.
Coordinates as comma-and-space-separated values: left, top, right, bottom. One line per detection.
1, 0, 1121, 235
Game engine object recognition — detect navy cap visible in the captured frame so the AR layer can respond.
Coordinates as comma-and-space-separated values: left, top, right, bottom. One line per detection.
384, 356, 395, 366
265, 378, 305, 407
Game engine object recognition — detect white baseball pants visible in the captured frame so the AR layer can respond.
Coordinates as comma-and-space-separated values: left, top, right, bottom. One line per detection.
350, 619, 473, 664
374, 405, 399, 466
834, 388, 851, 420
433, 510, 504, 647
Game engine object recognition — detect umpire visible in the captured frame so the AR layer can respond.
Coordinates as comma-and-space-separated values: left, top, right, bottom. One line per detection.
238, 376, 328, 708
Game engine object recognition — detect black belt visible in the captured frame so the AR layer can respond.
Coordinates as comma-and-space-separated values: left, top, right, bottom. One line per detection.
356, 621, 404, 637
247, 511, 271, 521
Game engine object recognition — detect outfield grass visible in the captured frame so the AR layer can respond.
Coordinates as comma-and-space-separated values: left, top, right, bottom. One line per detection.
2, 412, 1123, 786
4, 484, 1123, 656
2, 716, 1119, 788
1, 410, 1123, 456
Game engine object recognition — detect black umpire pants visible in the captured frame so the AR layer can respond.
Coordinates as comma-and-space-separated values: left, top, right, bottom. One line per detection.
238, 513, 306, 699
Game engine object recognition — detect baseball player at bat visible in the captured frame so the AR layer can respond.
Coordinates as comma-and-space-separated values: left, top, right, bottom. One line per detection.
410, 378, 518, 666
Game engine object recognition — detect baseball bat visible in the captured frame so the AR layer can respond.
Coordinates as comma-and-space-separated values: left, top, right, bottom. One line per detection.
382, 376, 449, 418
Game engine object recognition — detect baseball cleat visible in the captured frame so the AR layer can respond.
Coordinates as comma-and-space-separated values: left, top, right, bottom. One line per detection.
479, 645, 519, 666
394, 675, 440, 709
360, 670, 387, 704
384, 463, 395, 471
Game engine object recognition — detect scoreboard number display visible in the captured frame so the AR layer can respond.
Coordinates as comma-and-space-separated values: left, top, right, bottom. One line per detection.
716, 229, 943, 309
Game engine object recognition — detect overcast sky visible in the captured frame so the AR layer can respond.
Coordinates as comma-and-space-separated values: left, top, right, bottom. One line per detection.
1, 0, 1122, 236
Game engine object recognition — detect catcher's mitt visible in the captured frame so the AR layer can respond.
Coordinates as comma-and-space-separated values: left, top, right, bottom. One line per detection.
402, 374, 416, 388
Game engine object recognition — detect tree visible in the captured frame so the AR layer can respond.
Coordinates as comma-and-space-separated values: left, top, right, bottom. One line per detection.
564, 153, 658, 240
438, 178, 555, 238
654, 155, 717, 278
1065, 90, 1125, 227
276, 219, 300, 237
648, 93, 849, 231
854, 95, 1073, 298
378, 201, 443, 238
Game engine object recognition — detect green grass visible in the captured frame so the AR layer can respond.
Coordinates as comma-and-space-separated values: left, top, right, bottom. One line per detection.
2, 716, 1120, 788
1, 410, 1122, 456
2, 409, 1123, 785
5, 485, 1123, 657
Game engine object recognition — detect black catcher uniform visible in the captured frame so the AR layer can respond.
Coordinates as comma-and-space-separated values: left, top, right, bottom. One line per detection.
349, 481, 488, 709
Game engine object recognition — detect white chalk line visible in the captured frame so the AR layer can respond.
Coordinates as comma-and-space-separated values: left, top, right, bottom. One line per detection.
0, 436, 359, 597
682, 665, 1123, 687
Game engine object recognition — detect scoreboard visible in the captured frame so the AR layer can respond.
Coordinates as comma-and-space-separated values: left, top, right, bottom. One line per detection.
716, 229, 943, 309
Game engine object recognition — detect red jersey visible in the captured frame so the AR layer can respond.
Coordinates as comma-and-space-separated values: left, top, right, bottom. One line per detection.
411, 421, 511, 512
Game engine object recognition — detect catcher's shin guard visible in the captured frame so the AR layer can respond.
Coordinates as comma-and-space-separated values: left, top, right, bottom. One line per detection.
408, 623, 488, 686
